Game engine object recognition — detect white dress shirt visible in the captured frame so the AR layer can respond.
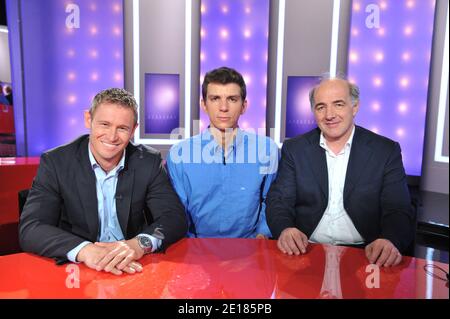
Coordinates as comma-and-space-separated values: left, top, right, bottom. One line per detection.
309, 126, 364, 245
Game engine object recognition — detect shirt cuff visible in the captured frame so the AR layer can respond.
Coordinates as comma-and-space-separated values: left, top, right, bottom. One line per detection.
138, 233, 161, 253
67, 241, 92, 263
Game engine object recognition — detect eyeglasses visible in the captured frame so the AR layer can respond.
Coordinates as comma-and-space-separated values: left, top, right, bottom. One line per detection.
423, 264, 449, 282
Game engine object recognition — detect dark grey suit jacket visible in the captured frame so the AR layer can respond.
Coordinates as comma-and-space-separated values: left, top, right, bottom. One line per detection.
266, 126, 414, 253
19, 135, 188, 263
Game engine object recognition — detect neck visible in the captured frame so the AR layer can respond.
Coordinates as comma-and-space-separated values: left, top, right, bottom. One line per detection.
325, 140, 346, 155
324, 125, 354, 155
209, 126, 238, 149
89, 144, 121, 174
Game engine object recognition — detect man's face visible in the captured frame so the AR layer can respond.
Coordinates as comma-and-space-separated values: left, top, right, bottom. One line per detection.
202, 83, 247, 131
313, 79, 359, 144
84, 102, 137, 169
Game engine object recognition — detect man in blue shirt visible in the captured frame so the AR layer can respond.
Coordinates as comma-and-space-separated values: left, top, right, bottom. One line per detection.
20, 88, 187, 275
167, 67, 278, 238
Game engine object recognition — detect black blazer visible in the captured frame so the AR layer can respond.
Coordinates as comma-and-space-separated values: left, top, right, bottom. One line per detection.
19, 135, 188, 263
266, 126, 414, 253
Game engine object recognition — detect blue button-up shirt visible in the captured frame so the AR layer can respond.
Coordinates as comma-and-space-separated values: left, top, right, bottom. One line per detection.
90, 147, 126, 242
166, 128, 279, 238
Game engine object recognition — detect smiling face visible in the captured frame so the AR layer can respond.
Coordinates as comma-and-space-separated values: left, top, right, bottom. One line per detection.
312, 79, 359, 146
84, 102, 137, 172
202, 82, 247, 132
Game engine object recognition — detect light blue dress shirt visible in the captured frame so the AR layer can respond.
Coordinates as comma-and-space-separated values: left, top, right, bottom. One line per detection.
66, 144, 159, 262
166, 128, 279, 238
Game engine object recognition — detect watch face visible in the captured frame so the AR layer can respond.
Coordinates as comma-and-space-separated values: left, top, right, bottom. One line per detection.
139, 236, 152, 248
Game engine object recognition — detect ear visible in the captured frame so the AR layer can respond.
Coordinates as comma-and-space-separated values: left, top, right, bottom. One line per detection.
130, 123, 139, 138
201, 99, 207, 113
84, 110, 92, 129
241, 100, 248, 115
352, 101, 360, 117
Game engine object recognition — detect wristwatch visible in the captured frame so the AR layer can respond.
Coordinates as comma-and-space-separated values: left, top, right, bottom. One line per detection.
136, 234, 153, 255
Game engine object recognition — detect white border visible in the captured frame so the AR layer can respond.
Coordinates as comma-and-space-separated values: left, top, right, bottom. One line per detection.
132, 0, 192, 145
434, 6, 449, 163
329, 0, 341, 77
184, 0, 192, 141
274, 0, 286, 146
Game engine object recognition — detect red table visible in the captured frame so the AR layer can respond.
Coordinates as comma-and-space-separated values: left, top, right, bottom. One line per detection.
0, 238, 447, 299
0, 157, 40, 225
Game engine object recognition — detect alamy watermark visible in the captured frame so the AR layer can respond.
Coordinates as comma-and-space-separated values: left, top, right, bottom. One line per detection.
168, 125, 279, 175
365, 264, 380, 289
65, 264, 80, 289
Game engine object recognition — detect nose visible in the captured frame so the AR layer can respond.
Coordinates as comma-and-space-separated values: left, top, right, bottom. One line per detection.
106, 127, 119, 141
325, 106, 336, 120
219, 99, 229, 112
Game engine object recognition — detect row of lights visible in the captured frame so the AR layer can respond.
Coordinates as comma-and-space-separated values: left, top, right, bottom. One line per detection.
201, 4, 253, 15
349, 50, 416, 62
353, 0, 434, 11
87, 2, 122, 13
200, 27, 269, 40
200, 51, 268, 63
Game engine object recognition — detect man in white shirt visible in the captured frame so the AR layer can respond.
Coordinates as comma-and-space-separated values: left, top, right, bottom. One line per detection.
267, 75, 414, 267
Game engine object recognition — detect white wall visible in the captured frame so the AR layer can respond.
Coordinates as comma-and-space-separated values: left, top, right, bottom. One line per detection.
0, 26, 11, 83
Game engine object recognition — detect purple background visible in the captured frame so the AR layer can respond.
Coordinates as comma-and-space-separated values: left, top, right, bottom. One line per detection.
5, 0, 437, 176
348, 0, 436, 176
144, 73, 180, 134
285, 76, 320, 138
199, 0, 270, 132
7, 0, 124, 156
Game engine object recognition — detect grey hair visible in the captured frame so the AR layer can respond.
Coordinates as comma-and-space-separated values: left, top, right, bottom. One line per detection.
309, 73, 360, 109
89, 88, 138, 125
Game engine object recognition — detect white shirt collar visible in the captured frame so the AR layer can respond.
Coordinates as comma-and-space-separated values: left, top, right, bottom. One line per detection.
319, 125, 356, 154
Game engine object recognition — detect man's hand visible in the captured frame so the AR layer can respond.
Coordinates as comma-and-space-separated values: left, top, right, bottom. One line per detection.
365, 238, 402, 267
277, 227, 309, 255
76, 243, 124, 275
94, 240, 143, 274
77, 240, 143, 275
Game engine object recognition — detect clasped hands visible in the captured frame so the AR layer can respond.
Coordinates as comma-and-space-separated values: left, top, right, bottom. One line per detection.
277, 227, 402, 267
76, 238, 144, 275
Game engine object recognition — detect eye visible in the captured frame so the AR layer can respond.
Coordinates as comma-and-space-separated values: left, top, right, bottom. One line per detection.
315, 105, 324, 112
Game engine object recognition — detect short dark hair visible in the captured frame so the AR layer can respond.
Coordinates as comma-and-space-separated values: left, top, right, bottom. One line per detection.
201, 67, 247, 101
90, 88, 138, 125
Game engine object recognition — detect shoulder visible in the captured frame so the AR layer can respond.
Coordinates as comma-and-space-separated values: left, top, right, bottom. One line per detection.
282, 128, 319, 150
41, 135, 88, 165
168, 135, 199, 158
127, 142, 162, 164
355, 126, 399, 152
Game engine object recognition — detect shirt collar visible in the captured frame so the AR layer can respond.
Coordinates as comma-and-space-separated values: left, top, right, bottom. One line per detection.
88, 142, 125, 174
201, 127, 244, 155
319, 125, 355, 154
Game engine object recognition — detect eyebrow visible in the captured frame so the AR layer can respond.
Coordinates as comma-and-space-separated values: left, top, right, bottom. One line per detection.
208, 94, 240, 99
96, 120, 130, 129
315, 99, 346, 107
314, 102, 325, 108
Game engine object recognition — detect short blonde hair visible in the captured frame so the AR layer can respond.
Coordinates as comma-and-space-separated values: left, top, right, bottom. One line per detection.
90, 88, 138, 125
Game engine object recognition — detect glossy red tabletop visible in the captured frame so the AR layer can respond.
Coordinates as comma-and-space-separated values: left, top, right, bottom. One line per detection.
0, 157, 40, 224
0, 238, 448, 299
